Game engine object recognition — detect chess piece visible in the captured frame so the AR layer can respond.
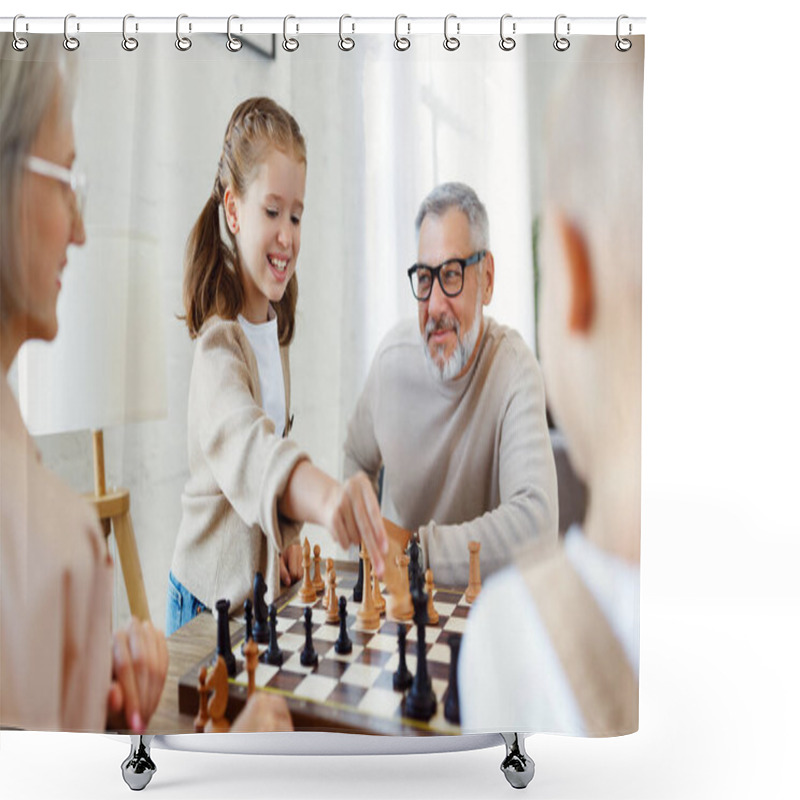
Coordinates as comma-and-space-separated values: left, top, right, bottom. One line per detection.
312, 544, 325, 592
244, 637, 259, 698
325, 566, 339, 624
465, 540, 482, 604
382, 521, 413, 602
443, 634, 461, 724
299, 538, 317, 603
264, 603, 284, 666
204, 655, 230, 733
240, 598, 254, 656
355, 545, 381, 631
300, 606, 319, 667
194, 665, 210, 732
408, 537, 425, 596
387, 553, 413, 622
253, 572, 269, 645
392, 623, 413, 692
215, 599, 237, 678
372, 565, 386, 613
425, 569, 439, 625
322, 558, 333, 609
403, 589, 436, 721
334, 597, 353, 655
353, 552, 364, 603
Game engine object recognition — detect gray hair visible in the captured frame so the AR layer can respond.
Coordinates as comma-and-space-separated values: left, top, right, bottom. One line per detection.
415, 182, 490, 252
0, 34, 75, 325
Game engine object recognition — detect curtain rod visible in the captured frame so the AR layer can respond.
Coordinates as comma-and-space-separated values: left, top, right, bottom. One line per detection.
1, 16, 646, 37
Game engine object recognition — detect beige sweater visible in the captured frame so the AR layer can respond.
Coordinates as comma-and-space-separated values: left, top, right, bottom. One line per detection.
1, 375, 113, 732
344, 316, 558, 587
171, 316, 308, 613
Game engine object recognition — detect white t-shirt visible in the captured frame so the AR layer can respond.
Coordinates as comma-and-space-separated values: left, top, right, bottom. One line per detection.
458, 526, 640, 734
238, 312, 286, 438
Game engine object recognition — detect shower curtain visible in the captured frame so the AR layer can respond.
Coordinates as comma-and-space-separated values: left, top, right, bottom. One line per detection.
1, 21, 643, 739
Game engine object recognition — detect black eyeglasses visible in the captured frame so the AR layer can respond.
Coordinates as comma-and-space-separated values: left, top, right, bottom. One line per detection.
407, 250, 486, 301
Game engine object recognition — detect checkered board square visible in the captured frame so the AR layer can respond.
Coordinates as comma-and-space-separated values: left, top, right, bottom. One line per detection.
178, 563, 472, 735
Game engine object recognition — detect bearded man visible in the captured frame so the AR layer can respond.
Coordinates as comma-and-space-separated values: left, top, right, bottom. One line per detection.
343, 183, 558, 586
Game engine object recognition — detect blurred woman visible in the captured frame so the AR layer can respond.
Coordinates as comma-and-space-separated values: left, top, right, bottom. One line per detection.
0, 32, 168, 733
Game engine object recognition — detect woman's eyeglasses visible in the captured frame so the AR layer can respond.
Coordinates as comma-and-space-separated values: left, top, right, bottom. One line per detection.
24, 155, 87, 220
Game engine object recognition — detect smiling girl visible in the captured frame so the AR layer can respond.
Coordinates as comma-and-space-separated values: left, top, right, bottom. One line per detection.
167, 97, 386, 634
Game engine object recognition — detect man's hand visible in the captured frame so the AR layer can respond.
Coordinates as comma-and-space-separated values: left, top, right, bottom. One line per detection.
106, 618, 168, 733
230, 693, 294, 732
280, 542, 304, 586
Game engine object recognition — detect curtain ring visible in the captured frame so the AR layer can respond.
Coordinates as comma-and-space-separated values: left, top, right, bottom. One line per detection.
226, 15, 242, 52
63, 14, 80, 51
394, 14, 410, 51
339, 14, 355, 51
12, 15, 28, 51
176, 14, 192, 51
282, 15, 299, 52
443, 14, 460, 51
553, 14, 570, 52
122, 14, 139, 51
615, 15, 632, 52
499, 14, 515, 51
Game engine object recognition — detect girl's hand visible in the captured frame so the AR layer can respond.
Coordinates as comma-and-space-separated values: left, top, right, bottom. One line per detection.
280, 542, 303, 586
323, 472, 388, 577
106, 618, 168, 733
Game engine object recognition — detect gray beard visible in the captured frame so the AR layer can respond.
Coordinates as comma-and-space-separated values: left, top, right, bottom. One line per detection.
422, 292, 483, 382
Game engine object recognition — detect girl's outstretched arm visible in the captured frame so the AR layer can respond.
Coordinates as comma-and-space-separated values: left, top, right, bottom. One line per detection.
278, 462, 388, 577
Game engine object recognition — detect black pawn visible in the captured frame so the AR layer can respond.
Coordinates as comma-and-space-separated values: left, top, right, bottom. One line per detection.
252, 572, 269, 645
403, 589, 436, 721
392, 623, 413, 692
352, 557, 364, 603
443, 634, 462, 725
334, 596, 352, 655
263, 604, 284, 666
300, 606, 319, 668
240, 598, 254, 656
215, 599, 237, 678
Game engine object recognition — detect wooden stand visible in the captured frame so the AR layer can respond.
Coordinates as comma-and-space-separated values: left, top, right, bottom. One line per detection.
86, 430, 151, 622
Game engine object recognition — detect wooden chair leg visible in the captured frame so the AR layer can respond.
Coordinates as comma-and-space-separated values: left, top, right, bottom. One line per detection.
112, 511, 151, 622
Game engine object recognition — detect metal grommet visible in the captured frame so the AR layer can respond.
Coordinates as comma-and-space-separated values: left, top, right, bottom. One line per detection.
175, 14, 192, 51
63, 14, 80, 51
338, 14, 355, 51
553, 14, 570, 52
226, 15, 242, 52
394, 14, 410, 51
121, 14, 139, 51
282, 15, 299, 52
499, 13, 515, 51
443, 14, 460, 51
12, 15, 28, 51
615, 14, 632, 52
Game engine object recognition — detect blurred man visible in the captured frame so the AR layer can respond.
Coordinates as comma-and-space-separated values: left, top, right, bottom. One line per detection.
459, 44, 643, 734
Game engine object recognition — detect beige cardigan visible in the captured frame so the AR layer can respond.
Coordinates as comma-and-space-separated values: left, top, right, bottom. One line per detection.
171, 316, 308, 614
1, 375, 113, 732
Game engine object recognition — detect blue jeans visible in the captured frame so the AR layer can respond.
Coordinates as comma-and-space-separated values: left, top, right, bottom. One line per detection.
166, 571, 208, 636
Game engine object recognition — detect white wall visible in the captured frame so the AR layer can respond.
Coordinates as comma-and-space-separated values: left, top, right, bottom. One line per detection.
27, 33, 589, 628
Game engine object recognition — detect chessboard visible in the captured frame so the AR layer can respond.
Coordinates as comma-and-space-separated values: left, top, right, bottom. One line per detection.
178, 561, 471, 735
